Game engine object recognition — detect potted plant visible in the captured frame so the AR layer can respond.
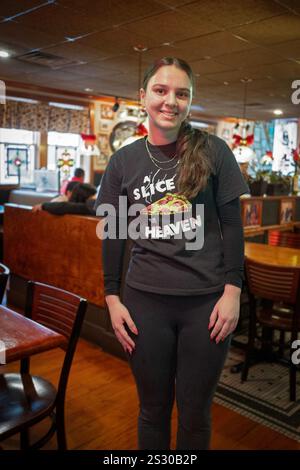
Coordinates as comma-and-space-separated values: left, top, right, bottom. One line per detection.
247, 172, 268, 196
266, 172, 291, 196
246, 151, 273, 196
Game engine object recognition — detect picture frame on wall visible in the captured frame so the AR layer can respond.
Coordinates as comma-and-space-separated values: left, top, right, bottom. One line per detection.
99, 120, 111, 132
242, 199, 262, 227
93, 133, 111, 171
100, 104, 114, 120
98, 133, 110, 158
280, 198, 295, 224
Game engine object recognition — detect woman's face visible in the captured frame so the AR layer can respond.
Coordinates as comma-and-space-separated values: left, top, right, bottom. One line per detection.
140, 65, 192, 136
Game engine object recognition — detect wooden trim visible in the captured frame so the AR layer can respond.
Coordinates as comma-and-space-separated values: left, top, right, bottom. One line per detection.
241, 195, 300, 201
244, 221, 300, 237
5, 79, 140, 108
39, 131, 48, 169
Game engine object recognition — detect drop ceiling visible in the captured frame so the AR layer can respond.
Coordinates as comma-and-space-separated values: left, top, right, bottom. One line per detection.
0, 0, 300, 120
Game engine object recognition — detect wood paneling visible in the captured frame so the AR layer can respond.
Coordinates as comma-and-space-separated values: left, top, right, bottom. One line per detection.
3, 204, 105, 307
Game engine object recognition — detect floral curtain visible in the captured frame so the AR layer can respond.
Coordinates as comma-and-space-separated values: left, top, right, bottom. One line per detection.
0, 101, 90, 133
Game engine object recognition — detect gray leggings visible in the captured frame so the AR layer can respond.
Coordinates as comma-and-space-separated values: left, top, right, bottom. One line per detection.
122, 284, 231, 450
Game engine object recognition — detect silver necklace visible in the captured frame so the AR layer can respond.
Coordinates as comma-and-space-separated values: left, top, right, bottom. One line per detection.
145, 137, 180, 170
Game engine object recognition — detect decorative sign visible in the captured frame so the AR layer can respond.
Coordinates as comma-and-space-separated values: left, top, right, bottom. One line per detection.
242, 199, 262, 227
280, 198, 294, 224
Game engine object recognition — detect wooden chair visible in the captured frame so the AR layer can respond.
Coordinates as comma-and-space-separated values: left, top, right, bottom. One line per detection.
268, 230, 300, 249
241, 258, 300, 401
0, 281, 87, 449
0, 263, 9, 304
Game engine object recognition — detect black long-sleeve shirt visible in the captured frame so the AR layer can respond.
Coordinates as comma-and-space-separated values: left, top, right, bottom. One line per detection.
102, 197, 244, 296
95, 136, 249, 297
41, 199, 96, 216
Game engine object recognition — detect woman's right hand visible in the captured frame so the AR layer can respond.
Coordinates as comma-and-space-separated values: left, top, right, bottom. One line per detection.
106, 295, 138, 354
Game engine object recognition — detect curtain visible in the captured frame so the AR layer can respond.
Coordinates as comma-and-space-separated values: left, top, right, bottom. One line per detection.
0, 101, 89, 133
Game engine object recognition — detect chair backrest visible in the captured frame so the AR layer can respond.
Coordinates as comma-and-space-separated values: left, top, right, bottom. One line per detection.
268, 230, 300, 249
245, 257, 300, 305
25, 281, 87, 400
0, 263, 10, 304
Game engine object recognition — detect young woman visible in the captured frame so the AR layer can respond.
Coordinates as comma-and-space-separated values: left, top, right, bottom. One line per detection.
95, 57, 249, 450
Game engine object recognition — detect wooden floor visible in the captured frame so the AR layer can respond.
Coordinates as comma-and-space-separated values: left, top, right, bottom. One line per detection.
2, 338, 300, 450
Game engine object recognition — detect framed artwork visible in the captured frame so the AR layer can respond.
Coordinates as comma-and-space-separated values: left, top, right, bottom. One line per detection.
280, 198, 294, 224
98, 133, 110, 158
100, 104, 114, 120
109, 121, 137, 152
93, 133, 110, 171
93, 155, 107, 171
99, 120, 111, 132
242, 199, 262, 227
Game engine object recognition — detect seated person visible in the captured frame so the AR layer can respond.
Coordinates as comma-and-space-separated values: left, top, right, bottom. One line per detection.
60, 167, 85, 195
32, 183, 97, 215
50, 181, 79, 202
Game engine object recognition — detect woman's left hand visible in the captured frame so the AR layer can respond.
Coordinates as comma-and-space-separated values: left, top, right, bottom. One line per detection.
208, 285, 241, 343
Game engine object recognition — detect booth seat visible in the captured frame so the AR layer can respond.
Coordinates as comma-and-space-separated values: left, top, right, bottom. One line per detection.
8, 189, 56, 206
3, 203, 127, 360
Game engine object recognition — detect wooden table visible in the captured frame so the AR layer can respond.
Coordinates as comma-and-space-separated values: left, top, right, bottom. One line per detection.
245, 242, 300, 268
0, 305, 67, 363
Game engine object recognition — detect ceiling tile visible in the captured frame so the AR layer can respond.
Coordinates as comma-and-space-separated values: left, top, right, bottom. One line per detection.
175, 31, 254, 61
40, 43, 106, 63
58, 0, 168, 26
214, 47, 285, 67
271, 38, 300, 60
121, 10, 219, 45
274, 0, 300, 14
0, 22, 61, 52
15, 3, 101, 40
191, 58, 238, 75
71, 28, 152, 57
0, 1, 300, 119
0, 0, 45, 19
231, 14, 300, 46
176, 0, 287, 28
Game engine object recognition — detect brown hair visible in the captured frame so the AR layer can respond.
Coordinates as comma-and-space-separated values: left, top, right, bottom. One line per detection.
142, 57, 213, 199
70, 183, 97, 203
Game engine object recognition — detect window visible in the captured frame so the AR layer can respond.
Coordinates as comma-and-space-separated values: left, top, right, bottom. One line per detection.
47, 131, 80, 171
0, 128, 39, 185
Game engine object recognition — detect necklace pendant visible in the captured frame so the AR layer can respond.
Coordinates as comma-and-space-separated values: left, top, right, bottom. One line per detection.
145, 137, 179, 171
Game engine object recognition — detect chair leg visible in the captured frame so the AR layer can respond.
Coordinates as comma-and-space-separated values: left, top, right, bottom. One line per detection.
278, 331, 285, 358
56, 408, 67, 450
20, 429, 30, 450
241, 349, 251, 382
241, 302, 256, 382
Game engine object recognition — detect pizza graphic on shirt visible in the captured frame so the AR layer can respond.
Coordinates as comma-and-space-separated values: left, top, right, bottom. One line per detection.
140, 192, 191, 215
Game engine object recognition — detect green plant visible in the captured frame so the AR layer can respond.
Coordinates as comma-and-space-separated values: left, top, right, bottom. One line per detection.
267, 171, 291, 187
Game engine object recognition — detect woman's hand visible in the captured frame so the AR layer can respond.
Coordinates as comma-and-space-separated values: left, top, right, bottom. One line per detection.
32, 203, 43, 212
208, 285, 241, 344
106, 295, 138, 354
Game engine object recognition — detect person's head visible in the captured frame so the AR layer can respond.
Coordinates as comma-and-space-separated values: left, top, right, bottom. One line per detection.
141, 58, 193, 139
73, 168, 85, 181
141, 57, 212, 199
64, 181, 79, 200
69, 183, 97, 203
